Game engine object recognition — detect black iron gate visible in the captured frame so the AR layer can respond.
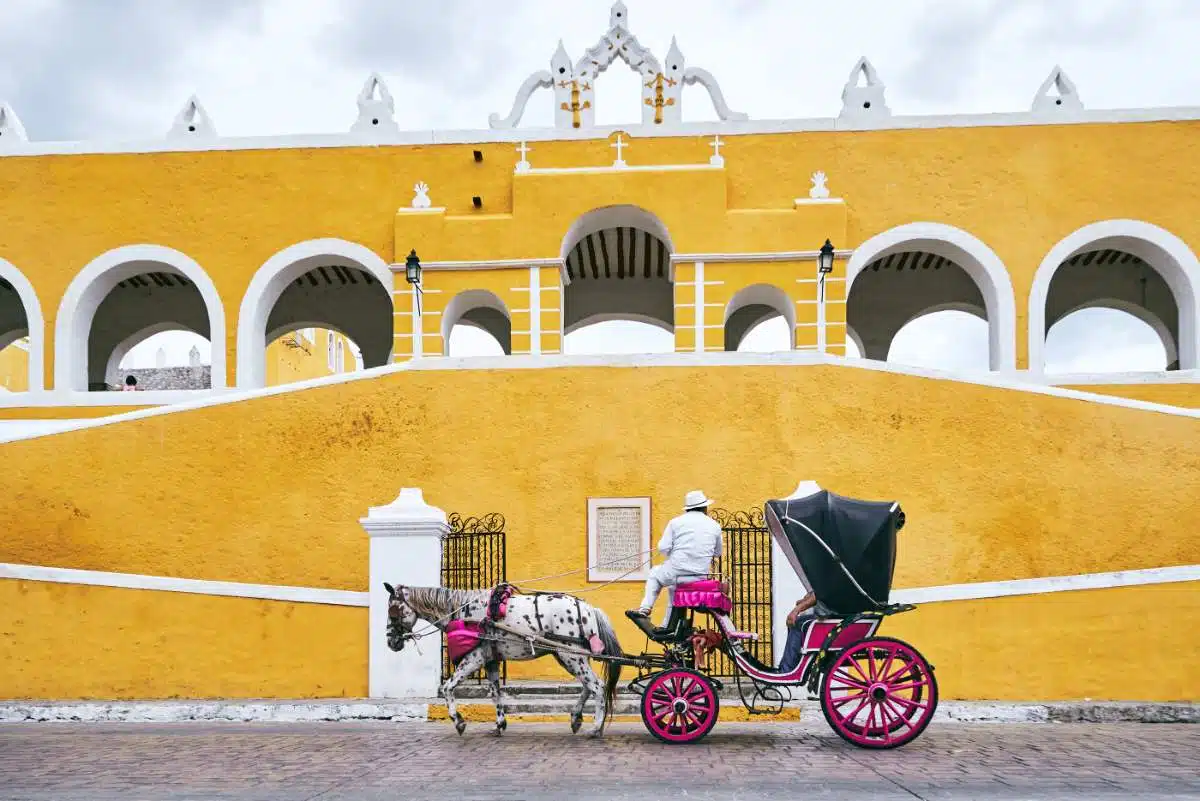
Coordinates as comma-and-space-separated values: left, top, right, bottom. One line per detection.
440, 512, 507, 683
709, 508, 774, 676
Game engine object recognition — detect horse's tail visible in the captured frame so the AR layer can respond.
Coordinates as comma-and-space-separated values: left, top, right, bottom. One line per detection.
593, 607, 623, 729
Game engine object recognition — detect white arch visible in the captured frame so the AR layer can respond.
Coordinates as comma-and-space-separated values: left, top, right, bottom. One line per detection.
1029, 220, 1200, 373
236, 238, 394, 389
845, 222, 1018, 371
844, 325, 865, 358
896, 301, 987, 332
565, 312, 674, 336
559, 205, 674, 284
0, 257, 45, 392
104, 321, 204, 385
723, 283, 797, 351
1049, 298, 1177, 370
54, 245, 226, 392
440, 289, 510, 354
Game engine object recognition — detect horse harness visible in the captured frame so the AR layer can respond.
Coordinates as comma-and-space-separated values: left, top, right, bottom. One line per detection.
484, 582, 597, 655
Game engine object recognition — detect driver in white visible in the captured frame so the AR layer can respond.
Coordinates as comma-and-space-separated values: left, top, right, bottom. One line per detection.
630, 490, 723, 625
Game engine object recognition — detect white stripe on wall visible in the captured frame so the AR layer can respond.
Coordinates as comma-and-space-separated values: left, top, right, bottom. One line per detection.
891, 563, 1200, 605
0, 563, 368, 607
2, 561, 1196, 611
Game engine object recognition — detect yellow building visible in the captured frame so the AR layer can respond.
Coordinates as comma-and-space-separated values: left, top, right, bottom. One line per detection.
0, 5, 1197, 705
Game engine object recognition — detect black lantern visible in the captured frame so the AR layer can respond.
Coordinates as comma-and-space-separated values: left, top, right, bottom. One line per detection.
818, 239, 835, 275
405, 249, 422, 285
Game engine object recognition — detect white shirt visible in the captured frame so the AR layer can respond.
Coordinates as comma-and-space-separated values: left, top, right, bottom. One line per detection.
657, 510, 723, 577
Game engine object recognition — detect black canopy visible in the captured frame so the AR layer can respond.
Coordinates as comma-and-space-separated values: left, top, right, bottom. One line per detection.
765, 489, 905, 614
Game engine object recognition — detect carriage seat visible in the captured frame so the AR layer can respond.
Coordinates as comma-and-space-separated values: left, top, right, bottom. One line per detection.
672, 579, 733, 614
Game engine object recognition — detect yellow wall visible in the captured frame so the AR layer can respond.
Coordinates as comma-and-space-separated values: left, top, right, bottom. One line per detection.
0, 339, 29, 392
1, 120, 1198, 382
0, 579, 365, 699
0, 362, 1197, 698
265, 328, 355, 387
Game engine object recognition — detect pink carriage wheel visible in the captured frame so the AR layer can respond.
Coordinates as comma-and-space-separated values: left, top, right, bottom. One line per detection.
640, 668, 720, 744
819, 636, 938, 749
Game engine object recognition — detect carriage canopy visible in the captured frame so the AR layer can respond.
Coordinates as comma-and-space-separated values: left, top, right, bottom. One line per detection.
765, 489, 905, 614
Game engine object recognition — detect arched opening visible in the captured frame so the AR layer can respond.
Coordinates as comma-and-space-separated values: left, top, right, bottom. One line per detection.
264, 326, 363, 386
106, 324, 212, 391
54, 246, 225, 392
888, 309, 990, 371
0, 258, 44, 392
560, 205, 674, 355
844, 327, 864, 359
237, 239, 393, 388
1031, 222, 1199, 372
441, 290, 511, 357
723, 284, 795, 352
845, 223, 1016, 371
1044, 306, 1171, 374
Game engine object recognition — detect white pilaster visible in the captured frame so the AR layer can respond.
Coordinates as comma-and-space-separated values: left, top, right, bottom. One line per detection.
693, 261, 705, 353
816, 266, 828, 354
360, 487, 449, 698
529, 266, 542, 355
411, 288, 423, 359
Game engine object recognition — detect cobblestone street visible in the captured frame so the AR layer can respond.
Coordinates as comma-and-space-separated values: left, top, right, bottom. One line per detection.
1, 720, 1197, 800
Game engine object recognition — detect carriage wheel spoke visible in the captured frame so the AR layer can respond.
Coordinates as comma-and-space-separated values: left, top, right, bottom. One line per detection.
831, 670, 870, 690
866, 649, 879, 681
886, 679, 929, 693
882, 697, 919, 730
831, 691, 868, 708
878, 645, 898, 683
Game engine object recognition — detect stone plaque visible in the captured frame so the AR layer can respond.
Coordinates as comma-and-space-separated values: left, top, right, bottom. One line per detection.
587, 497, 651, 582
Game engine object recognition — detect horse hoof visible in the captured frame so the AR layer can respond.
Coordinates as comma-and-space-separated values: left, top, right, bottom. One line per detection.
570, 716, 583, 734
454, 715, 467, 736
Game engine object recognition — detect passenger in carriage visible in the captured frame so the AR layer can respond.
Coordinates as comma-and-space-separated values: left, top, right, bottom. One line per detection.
628, 490, 723, 626
777, 590, 834, 673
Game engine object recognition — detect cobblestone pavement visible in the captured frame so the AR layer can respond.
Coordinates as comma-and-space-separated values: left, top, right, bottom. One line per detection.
1, 720, 1197, 801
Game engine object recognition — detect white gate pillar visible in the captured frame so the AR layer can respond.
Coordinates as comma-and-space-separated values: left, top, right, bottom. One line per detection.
360, 487, 449, 698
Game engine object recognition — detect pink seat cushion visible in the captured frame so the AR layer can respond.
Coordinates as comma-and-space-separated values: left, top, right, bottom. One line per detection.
445, 619, 483, 663
672, 580, 733, 613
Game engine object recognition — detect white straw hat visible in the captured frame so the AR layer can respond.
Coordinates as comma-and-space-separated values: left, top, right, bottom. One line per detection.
684, 490, 713, 510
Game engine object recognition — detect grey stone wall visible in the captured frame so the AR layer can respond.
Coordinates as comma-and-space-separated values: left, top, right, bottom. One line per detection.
103, 365, 211, 391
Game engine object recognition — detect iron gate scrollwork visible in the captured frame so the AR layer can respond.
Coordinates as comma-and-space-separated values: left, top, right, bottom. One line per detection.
709, 508, 774, 677
440, 512, 507, 683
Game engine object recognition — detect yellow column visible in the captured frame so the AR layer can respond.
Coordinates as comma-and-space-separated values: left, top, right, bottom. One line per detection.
535, 266, 563, 356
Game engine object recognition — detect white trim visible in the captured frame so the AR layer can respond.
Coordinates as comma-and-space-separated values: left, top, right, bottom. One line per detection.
236, 238, 394, 388
892, 564, 1200, 605
53, 245, 227, 392
693, 262, 705, 353
0, 700, 430, 724
1036, 369, 1200, 385
521, 163, 720, 176
0, 562, 367, 607
673, 249, 853, 264
406, 257, 563, 272
0, 257, 46, 392
395, 207, 446, 214
844, 222, 1018, 371
4, 106, 1200, 158
529, 267, 541, 355
411, 281, 423, 358
1028, 220, 1200, 373
793, 197, 846, 207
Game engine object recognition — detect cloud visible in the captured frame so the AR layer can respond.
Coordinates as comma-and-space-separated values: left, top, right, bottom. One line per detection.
0, 0, 260, 140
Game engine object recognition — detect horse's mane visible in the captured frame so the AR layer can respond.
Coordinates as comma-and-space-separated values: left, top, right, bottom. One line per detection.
407, 586, 490, 621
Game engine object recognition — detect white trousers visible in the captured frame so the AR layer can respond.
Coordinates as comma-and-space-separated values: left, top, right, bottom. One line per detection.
640, 564, 705, 626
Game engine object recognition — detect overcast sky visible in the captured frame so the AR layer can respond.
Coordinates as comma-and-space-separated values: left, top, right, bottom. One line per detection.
1, 0, 1194, 374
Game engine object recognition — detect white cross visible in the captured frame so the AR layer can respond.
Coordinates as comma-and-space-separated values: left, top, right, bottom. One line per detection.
709, 135, 725, 167
515, 140, 532, 172
611, 133, 628, 167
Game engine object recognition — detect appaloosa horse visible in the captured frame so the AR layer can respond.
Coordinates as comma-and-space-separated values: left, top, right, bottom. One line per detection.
383, 583, 624, 738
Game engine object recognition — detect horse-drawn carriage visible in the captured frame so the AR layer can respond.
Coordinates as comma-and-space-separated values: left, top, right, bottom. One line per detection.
621, 489, 938, 747
384, 488, 937, 748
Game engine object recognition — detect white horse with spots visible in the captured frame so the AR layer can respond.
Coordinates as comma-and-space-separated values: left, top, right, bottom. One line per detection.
383, 584, 624, 737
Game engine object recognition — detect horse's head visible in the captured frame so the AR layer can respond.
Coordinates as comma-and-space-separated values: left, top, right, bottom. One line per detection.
383, 583, 418, 652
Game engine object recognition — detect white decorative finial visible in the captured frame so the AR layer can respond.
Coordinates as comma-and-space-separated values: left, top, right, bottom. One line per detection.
188, 345, 202, 367
0, 103, 29, 147
609, 1, 629, 29
167, 95, 217, 138
352, 73, 399, 133
611, 132, 628, 167
709, 135, 725, 167
1032, 65, 1083, 114
515, 141, 532, 173
809, 171, 830, 199
551, 40, 573, 79
839, 57, 890, 123
411, 182, 431, 209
